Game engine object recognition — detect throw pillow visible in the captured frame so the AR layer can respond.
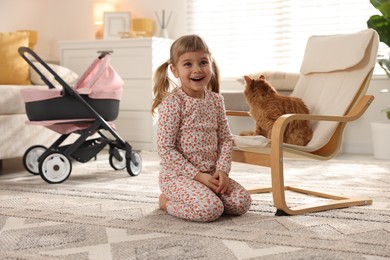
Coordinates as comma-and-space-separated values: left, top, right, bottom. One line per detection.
0, 31, 31, 85
30, 62, 79, 86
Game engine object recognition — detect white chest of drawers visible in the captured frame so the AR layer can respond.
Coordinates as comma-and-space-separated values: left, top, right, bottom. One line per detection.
59, 37, 172, 151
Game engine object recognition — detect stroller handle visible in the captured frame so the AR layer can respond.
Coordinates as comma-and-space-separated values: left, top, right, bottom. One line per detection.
18, 46, 71, 90
97, 50, 113, 59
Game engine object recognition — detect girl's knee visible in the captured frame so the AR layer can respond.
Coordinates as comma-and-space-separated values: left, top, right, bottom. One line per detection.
224, 190, 252, 216
237, 192, 252, 215
193, 197, 224, 222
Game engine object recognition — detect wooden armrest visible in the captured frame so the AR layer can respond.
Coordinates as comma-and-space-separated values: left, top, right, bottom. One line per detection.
226, 110, 250, 117
273, 95, 374, 127
270, 95, 374, 157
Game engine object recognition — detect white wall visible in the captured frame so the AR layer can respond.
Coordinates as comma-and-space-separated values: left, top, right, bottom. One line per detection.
342, 76, 390, 154
0, 0, 187, 61
1, 0, 389, 154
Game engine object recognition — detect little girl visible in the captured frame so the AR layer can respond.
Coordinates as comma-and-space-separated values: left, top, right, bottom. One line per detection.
151, 34, 252, 222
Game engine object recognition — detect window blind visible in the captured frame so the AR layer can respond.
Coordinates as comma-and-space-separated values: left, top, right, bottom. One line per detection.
187, 0, 384, 78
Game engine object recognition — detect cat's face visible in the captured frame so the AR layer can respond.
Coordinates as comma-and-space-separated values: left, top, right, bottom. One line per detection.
243, 75, 277, 101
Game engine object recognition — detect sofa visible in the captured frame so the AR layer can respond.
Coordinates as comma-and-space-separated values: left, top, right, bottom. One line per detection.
0, 84, 60, 161
0, 31, 79, 164
0, 71, 80, 164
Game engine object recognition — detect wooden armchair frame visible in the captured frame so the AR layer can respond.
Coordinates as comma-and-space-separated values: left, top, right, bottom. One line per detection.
227, 30, 379, 216
227, 95, 374, 215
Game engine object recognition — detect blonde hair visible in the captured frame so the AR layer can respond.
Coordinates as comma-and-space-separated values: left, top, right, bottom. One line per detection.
151, 34, 220, 114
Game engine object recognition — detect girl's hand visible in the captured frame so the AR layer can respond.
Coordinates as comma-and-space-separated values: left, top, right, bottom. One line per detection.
213, 170, 230, 195
194, 172, 220, 192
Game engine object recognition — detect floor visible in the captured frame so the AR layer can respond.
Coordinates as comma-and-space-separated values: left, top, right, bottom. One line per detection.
0, 150, 388, 259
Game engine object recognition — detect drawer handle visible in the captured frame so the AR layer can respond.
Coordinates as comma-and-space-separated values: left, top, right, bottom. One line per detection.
97, 50, 113, 59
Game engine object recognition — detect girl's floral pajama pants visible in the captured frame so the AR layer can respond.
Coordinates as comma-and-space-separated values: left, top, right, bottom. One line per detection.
159, 175, 252, 222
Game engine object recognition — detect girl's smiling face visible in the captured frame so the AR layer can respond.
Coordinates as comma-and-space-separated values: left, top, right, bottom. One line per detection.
170, 51, 212, 99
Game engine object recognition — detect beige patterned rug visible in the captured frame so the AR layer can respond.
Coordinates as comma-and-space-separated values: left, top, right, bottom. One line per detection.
0, 151, 389, 260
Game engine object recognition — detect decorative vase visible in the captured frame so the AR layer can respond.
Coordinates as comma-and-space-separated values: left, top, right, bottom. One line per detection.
371, 122, 390, 160
159, 28, 169, 38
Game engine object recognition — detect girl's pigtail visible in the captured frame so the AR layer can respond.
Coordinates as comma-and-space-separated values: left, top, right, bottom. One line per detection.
209, 59, 220, 93
151, 61, 170, 114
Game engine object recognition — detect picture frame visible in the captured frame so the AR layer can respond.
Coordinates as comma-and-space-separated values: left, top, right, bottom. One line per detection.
103, 12, 131, 39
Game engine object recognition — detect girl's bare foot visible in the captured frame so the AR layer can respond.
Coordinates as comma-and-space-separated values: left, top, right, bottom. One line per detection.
159, 193, 169, 211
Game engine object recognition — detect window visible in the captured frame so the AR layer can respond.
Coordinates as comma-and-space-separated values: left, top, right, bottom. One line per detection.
187, 0, 384, 78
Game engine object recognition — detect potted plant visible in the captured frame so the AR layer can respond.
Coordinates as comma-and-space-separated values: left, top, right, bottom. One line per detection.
367, 0, 390, 159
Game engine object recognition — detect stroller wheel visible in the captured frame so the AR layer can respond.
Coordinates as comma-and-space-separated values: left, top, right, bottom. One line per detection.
23, 145, 47, 175
109, 148, 126, 170
39, 151, 72, 184
127, 151, 142, 176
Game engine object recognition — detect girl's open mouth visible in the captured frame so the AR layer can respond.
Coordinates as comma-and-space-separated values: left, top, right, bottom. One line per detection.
191, 76, 204, 82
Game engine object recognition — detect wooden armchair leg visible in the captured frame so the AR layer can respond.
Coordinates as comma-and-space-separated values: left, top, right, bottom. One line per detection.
248, 162, 373, 216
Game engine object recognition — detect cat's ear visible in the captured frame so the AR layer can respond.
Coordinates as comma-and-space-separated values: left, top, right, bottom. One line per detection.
244, 75, 252, 85
259, 75, 265, 80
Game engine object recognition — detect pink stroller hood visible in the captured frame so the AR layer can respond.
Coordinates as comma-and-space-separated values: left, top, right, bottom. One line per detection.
74, 55, 123, 100
21, 55, 124, 103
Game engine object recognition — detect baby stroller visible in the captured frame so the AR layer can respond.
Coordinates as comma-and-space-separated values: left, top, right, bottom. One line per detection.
19, 47, 142, 184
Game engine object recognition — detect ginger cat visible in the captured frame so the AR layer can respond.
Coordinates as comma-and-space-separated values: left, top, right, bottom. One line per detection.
241, 75, 313, 146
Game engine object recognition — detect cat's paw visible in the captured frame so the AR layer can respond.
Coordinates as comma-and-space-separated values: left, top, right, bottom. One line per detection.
239, 130, 255, 136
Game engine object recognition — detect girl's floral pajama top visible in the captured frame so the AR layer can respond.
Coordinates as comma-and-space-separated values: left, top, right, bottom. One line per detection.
157, 87, 251, 222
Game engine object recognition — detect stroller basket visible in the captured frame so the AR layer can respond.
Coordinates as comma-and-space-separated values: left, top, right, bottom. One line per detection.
59, 138, 108, 163
21, 48, 123, 122
25, 94, 119, 121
